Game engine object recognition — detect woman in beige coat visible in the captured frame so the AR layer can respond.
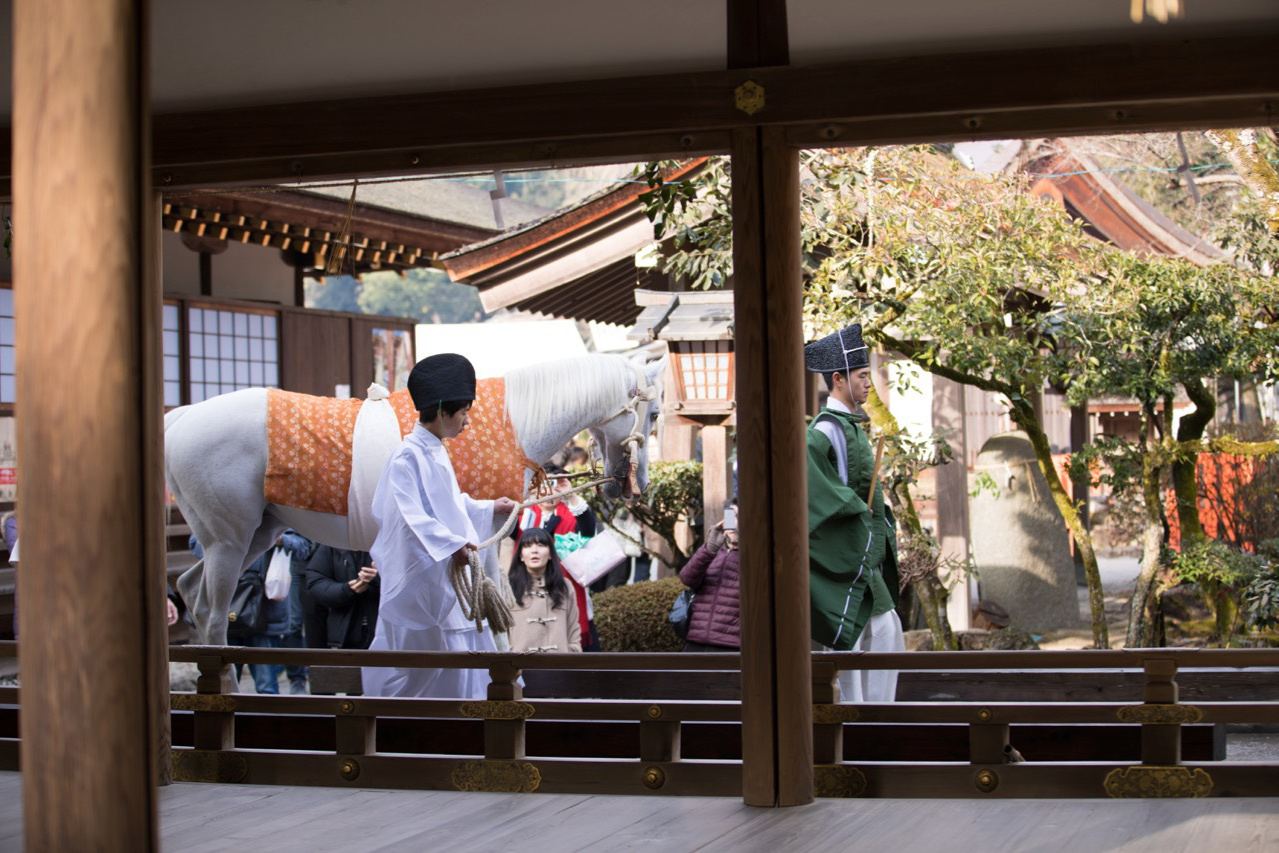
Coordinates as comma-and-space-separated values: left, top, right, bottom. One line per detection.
507, 527, 582, 653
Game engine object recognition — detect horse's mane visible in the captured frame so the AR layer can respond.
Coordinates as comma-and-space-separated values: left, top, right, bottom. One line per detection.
504, 355, 635, 441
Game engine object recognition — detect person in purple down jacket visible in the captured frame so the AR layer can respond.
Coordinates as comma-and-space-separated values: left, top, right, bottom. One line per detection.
677, 503, 740, 653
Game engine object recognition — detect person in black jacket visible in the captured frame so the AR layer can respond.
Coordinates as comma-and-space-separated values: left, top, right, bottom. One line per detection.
304, 545, 380, 649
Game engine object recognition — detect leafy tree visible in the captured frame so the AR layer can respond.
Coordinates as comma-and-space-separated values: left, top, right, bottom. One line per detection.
642, 144, 1279, 649
306, 268, 485, 323
1060, 253, 1279, 644
359, 268, 485, 324
1206, 128, 1279, 235
304, 274, 361, 312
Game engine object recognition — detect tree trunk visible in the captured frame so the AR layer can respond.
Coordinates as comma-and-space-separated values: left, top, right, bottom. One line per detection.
1008, 403, 1109, 648
864, 387, 957, 650
1172, 378, 1214, 547
1128, 450, 1167, 647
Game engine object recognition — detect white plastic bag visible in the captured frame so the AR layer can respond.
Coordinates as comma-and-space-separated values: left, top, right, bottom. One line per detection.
265, 546, 291, 601
560, 531, 628, 588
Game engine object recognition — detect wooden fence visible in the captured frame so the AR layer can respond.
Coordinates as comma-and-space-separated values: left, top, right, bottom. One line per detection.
1, 642, 1277, 798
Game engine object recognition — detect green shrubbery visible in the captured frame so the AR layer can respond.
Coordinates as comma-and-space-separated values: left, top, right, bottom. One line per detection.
1172, 538, 1267, 644
593, 577, 685, 652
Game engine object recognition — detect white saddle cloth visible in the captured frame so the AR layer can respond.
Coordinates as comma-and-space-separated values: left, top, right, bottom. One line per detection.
347, 383, 403, 551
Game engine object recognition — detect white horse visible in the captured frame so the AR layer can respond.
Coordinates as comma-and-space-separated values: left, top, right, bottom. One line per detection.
165, 352, 666, 646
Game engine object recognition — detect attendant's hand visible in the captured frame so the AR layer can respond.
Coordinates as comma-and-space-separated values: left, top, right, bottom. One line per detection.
705, 521, 726, 553
451, 543, 479, 569
165, 598, 179, 626
493, 496, 517, 516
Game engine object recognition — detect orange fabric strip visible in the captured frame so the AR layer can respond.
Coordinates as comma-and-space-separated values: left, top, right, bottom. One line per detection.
265, 380, 538, 516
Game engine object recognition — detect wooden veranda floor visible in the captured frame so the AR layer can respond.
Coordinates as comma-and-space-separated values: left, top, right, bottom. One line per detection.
3, 772, 1278, 852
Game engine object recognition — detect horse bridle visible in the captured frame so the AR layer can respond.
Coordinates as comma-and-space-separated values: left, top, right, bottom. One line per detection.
586, 363, 659, 495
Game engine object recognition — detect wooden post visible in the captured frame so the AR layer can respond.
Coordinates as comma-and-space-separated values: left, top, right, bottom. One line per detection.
733, 125, 811, 807
485, 662, 526, 760
811, 661, 842, 765
639, 720, 682, 763
969, 723, 1011, 765
702, 423, 730, 531
336, 713, 377, 756
15, 0, 159, 848
1142, 658, 1181, 765
194, 655, 235, 751
147, 192, 172, 786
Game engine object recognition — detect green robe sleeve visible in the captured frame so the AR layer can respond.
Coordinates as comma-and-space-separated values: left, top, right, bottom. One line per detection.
807, 425, 869, 539
807, 424, 875, 650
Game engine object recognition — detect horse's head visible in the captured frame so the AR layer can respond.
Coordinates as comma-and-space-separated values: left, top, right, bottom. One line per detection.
590, 353, 666, 501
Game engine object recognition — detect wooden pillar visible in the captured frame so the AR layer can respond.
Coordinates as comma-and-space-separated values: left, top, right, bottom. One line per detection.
148, 193, 173, 786
932, 375, 972, 630
702, 423, 730, 531
733, 125, 811, 807
14, 0, 160, 848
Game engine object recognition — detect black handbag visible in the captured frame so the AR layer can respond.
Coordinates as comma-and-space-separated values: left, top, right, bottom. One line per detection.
227, 569, 268, 637
668, 588, 695, 640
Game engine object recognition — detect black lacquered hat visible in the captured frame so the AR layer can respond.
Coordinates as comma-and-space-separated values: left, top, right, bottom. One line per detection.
408, 353, 476, 411
803, 323, 869, 374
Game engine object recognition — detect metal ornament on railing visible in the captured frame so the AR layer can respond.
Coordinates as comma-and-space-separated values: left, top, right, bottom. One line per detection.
171, 694, 237, 712
1103, 766, 1213, 798
452, 759, 542, 793
812, 705, 860, 724
973, 769, 1000, 794
641, 766, 667, 790
1116, 703, 1203, 724
813, 765, 867, 798
458, 700, 536, 720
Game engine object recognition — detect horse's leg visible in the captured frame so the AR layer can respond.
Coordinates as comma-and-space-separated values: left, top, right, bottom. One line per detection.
205, 519, 286, 645
164, 388, 271, 646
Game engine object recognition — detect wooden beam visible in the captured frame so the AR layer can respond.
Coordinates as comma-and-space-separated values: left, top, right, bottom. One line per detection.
14, 0, 159, 847
136, 34, 1279, 188
733, 125, 810, 807
701, 424, 730, 532
0, 33, 1266, 194
727, 0, 790, 69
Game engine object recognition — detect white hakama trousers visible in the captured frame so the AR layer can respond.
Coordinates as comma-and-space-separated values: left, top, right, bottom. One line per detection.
812, 609, 904, 703
362, 618, 496, 699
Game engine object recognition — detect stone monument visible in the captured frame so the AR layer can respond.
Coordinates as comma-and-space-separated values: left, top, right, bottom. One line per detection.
970, 431, 1080, 631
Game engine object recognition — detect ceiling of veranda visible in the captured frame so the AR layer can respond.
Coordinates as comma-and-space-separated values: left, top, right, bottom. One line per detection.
0, 0, 1277, 120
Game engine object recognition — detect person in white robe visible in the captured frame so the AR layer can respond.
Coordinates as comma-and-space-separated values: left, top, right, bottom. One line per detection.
362, 353, 516, 699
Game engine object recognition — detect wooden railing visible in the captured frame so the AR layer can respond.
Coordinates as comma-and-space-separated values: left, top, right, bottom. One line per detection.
1, 642, 1277, 798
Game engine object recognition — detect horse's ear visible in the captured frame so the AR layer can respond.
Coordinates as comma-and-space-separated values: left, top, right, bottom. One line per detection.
644, 353, 669, 384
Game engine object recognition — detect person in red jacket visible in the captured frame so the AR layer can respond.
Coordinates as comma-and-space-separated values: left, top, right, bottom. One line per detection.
678, 502, 741, 652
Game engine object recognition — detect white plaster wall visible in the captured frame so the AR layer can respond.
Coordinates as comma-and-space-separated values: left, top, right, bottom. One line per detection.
161, 231, 200, 295
212, 241, 293, 303
887, 359, 933, 443
161, 232, 294, 304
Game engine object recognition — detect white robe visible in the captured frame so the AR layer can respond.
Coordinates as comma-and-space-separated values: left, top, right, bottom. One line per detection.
362, 424, 501, 699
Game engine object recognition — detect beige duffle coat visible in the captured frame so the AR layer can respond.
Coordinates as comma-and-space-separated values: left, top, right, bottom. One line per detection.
507, 574, 583, 653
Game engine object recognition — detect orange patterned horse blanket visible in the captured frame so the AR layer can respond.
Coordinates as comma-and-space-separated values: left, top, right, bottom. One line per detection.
264, 379, 540, 515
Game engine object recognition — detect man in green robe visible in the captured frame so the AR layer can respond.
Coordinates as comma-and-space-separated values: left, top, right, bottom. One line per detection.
805, 322, 903, 702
